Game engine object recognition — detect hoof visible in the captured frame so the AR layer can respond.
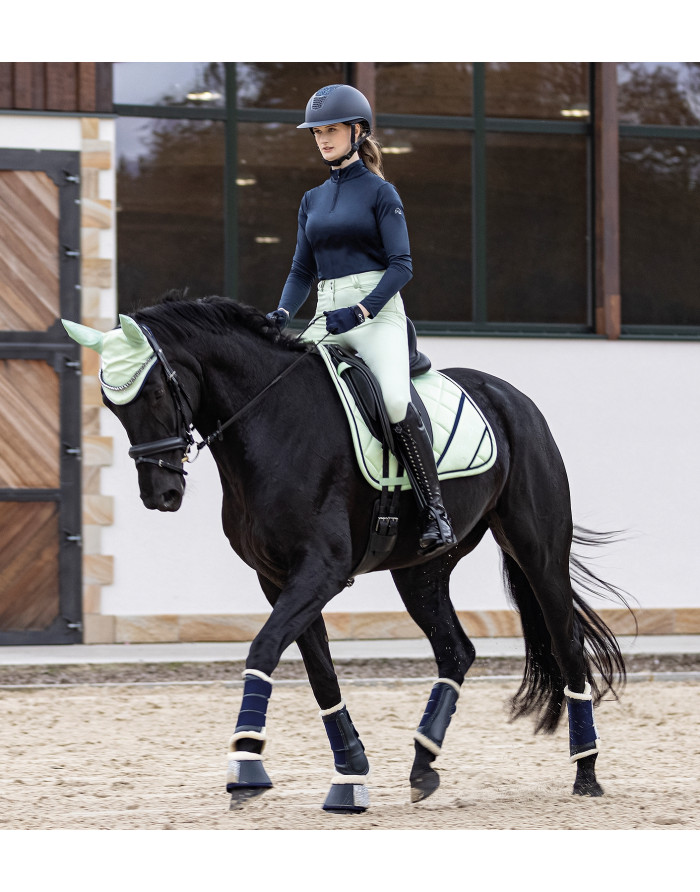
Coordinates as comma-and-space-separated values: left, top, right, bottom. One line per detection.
322, 782, 369, 814
228, 786, 270, 810
226, 753, 272, 810
572, 752, 603, 796
573, 779, 604, 797
410, 766, 440, 803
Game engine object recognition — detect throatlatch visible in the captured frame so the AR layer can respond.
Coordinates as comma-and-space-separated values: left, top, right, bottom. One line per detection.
414, 679, 461, 755
320, 701, 370, 813
564, 681, 600, 762
226, 670, 274, 793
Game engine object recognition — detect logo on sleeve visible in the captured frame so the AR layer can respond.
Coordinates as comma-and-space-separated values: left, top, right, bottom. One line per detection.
394, 208, 403, 216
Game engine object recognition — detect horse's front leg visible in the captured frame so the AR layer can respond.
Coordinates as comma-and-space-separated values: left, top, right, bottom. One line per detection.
234, 575, 371, 814
227, 562, 356, 810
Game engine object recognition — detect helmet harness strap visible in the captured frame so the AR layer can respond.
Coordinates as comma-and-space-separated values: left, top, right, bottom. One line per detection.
318, 122, 369, 168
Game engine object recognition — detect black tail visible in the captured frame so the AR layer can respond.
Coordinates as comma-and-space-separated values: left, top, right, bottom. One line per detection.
502, 526, 636, 734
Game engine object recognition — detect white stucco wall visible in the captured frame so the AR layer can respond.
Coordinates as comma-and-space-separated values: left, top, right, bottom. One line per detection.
99, 335, 700, 617
0, 114, 83, 151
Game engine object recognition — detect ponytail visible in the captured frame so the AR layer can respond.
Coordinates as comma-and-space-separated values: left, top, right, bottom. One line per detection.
359, 133, 385, 179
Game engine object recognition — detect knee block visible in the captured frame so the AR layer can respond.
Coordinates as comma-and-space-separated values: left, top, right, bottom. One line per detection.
414, 679, 460, 756
564, 682, 600, 762
320, 702, 370, 776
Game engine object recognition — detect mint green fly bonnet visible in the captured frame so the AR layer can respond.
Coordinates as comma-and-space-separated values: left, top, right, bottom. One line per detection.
61, 315, 158, 405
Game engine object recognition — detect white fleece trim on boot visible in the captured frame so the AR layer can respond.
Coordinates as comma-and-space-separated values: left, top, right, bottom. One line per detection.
319, 700, 345, 717
414, 731, 442, 756
569, 741, 601, 763
331, 772, 371, 784
229, 729, 266, 751
563, 681, 592, 700
241, 668, 274, 685
435, 677, 461, 696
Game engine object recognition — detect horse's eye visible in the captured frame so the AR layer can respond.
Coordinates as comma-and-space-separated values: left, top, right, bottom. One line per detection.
154, 388, 165, 401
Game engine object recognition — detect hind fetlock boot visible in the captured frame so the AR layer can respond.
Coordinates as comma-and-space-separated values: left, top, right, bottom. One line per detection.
393, 404, 457, 555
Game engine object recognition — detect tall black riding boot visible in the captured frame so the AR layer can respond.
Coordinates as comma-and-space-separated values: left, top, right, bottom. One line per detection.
393, 404, 457, 555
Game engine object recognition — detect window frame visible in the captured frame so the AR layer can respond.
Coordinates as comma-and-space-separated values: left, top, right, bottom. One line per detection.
112, 62, 700, 341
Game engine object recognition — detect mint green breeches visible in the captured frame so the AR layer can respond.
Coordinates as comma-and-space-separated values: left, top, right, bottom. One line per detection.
302, 270, 411, 424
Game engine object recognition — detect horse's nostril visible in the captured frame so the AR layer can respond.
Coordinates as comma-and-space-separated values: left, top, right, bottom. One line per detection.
160, 490, 183, 512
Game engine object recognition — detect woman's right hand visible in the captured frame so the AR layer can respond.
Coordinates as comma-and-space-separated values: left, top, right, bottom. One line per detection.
266, 308, 289, 330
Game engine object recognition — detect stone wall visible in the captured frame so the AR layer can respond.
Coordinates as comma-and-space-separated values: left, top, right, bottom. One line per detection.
78, 117, 116, 644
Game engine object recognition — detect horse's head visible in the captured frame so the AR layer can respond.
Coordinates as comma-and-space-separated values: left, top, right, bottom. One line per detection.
62, 314, 198, 512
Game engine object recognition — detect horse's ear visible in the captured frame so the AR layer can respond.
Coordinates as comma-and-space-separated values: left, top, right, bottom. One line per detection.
61, 319, 105, 354
119, 314, 149, 348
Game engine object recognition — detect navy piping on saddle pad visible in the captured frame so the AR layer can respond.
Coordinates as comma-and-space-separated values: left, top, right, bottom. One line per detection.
437, 392, 466, 469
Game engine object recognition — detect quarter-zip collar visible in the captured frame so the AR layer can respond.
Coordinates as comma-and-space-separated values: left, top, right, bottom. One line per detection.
329, 159, 365, 211
329, 158, 365, 184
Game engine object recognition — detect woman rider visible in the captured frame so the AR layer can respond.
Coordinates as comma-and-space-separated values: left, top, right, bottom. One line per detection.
266, 83, 455, 555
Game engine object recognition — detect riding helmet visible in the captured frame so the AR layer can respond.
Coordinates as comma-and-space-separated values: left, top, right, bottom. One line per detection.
297, 84, 373, 131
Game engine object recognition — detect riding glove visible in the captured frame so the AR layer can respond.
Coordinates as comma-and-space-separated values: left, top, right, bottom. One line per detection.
266, 308, 289, 330
324, 305, 366, 334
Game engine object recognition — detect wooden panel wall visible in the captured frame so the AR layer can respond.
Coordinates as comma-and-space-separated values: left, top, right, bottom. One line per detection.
0, 170, 60, 330
0, 502, 60, 630
0, 62, 112, 113
0, 359, 60, 488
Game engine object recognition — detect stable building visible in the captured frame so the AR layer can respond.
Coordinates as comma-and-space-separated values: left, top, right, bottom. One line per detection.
1, 62, 699, 646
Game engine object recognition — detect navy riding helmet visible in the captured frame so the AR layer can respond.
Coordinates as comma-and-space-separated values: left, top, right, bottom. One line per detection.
298, 84, 373, 166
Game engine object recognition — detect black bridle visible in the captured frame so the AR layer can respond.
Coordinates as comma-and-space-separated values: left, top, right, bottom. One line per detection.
124, 318, 326, 478
126, 324, 196, 477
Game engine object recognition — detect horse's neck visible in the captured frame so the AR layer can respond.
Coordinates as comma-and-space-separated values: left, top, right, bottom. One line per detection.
195, 332, 306, 434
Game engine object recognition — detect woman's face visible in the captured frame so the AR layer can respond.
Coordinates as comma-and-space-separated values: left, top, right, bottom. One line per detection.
312, 123, 354, 165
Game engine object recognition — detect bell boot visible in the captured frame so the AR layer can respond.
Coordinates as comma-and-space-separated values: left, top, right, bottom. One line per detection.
393, 404, 457, 554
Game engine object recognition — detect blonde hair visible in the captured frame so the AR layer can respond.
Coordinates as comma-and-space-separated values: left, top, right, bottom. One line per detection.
359, 132, 384, 179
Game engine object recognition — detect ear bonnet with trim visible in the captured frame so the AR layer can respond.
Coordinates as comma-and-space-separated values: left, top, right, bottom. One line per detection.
62, 315, 158, 405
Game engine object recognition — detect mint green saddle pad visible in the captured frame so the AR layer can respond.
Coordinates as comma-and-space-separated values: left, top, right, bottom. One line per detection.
317, 345, 497, 491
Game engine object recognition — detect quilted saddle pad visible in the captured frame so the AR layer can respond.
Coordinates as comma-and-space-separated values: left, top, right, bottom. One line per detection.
317, 345, 497, 491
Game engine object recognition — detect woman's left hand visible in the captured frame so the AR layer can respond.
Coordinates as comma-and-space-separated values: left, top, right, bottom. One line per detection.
324, 305, 366, 334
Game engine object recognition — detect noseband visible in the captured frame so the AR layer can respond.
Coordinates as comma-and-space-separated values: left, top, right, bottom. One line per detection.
126, 325, 195, 477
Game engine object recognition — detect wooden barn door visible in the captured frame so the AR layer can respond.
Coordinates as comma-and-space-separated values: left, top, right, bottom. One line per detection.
0, 149, 82, 644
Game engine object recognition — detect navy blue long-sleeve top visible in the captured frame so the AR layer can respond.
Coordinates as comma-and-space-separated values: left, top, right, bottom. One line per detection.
279, 159, 413, 319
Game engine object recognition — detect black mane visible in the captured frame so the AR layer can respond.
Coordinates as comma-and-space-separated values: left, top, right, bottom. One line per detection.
132, 292, 311, 353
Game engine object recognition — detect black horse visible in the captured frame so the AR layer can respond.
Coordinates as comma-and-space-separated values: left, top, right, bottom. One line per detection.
64, 294, 632, 812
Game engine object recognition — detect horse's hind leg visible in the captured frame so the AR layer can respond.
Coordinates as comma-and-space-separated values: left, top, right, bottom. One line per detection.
496, 529, 605, 797
391, 553, 476, 803
295, 616, 371, 814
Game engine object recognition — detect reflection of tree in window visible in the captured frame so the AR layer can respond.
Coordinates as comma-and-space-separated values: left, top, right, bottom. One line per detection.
618, 63, 700, 126
117, 118, 225, 313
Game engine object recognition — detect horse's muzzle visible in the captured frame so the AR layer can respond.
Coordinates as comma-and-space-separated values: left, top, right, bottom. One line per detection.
142, 486, 184, 512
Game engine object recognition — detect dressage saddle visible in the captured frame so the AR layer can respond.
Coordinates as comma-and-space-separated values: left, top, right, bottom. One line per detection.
323, 317, 433, 455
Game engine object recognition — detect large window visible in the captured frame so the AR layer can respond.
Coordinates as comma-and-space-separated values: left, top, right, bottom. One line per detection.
112, 62, 700, 337
618, 63, 700, 332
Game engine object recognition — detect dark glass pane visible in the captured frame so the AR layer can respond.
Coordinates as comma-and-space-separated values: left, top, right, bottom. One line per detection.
236, 123, 471, 323
618, 63, 700, 126
485, 63, 589, 120
486, 132, 588, 324
236, 63, 345, 110
236, 122, 321, 311
116, 117, 225, 313
375, 63, 473, 116
620, 136, 700, 326
380, 128, 471, 322
114, 62, 225, 108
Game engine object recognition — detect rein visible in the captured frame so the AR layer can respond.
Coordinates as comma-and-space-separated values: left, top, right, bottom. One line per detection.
126, 316, 327, 476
